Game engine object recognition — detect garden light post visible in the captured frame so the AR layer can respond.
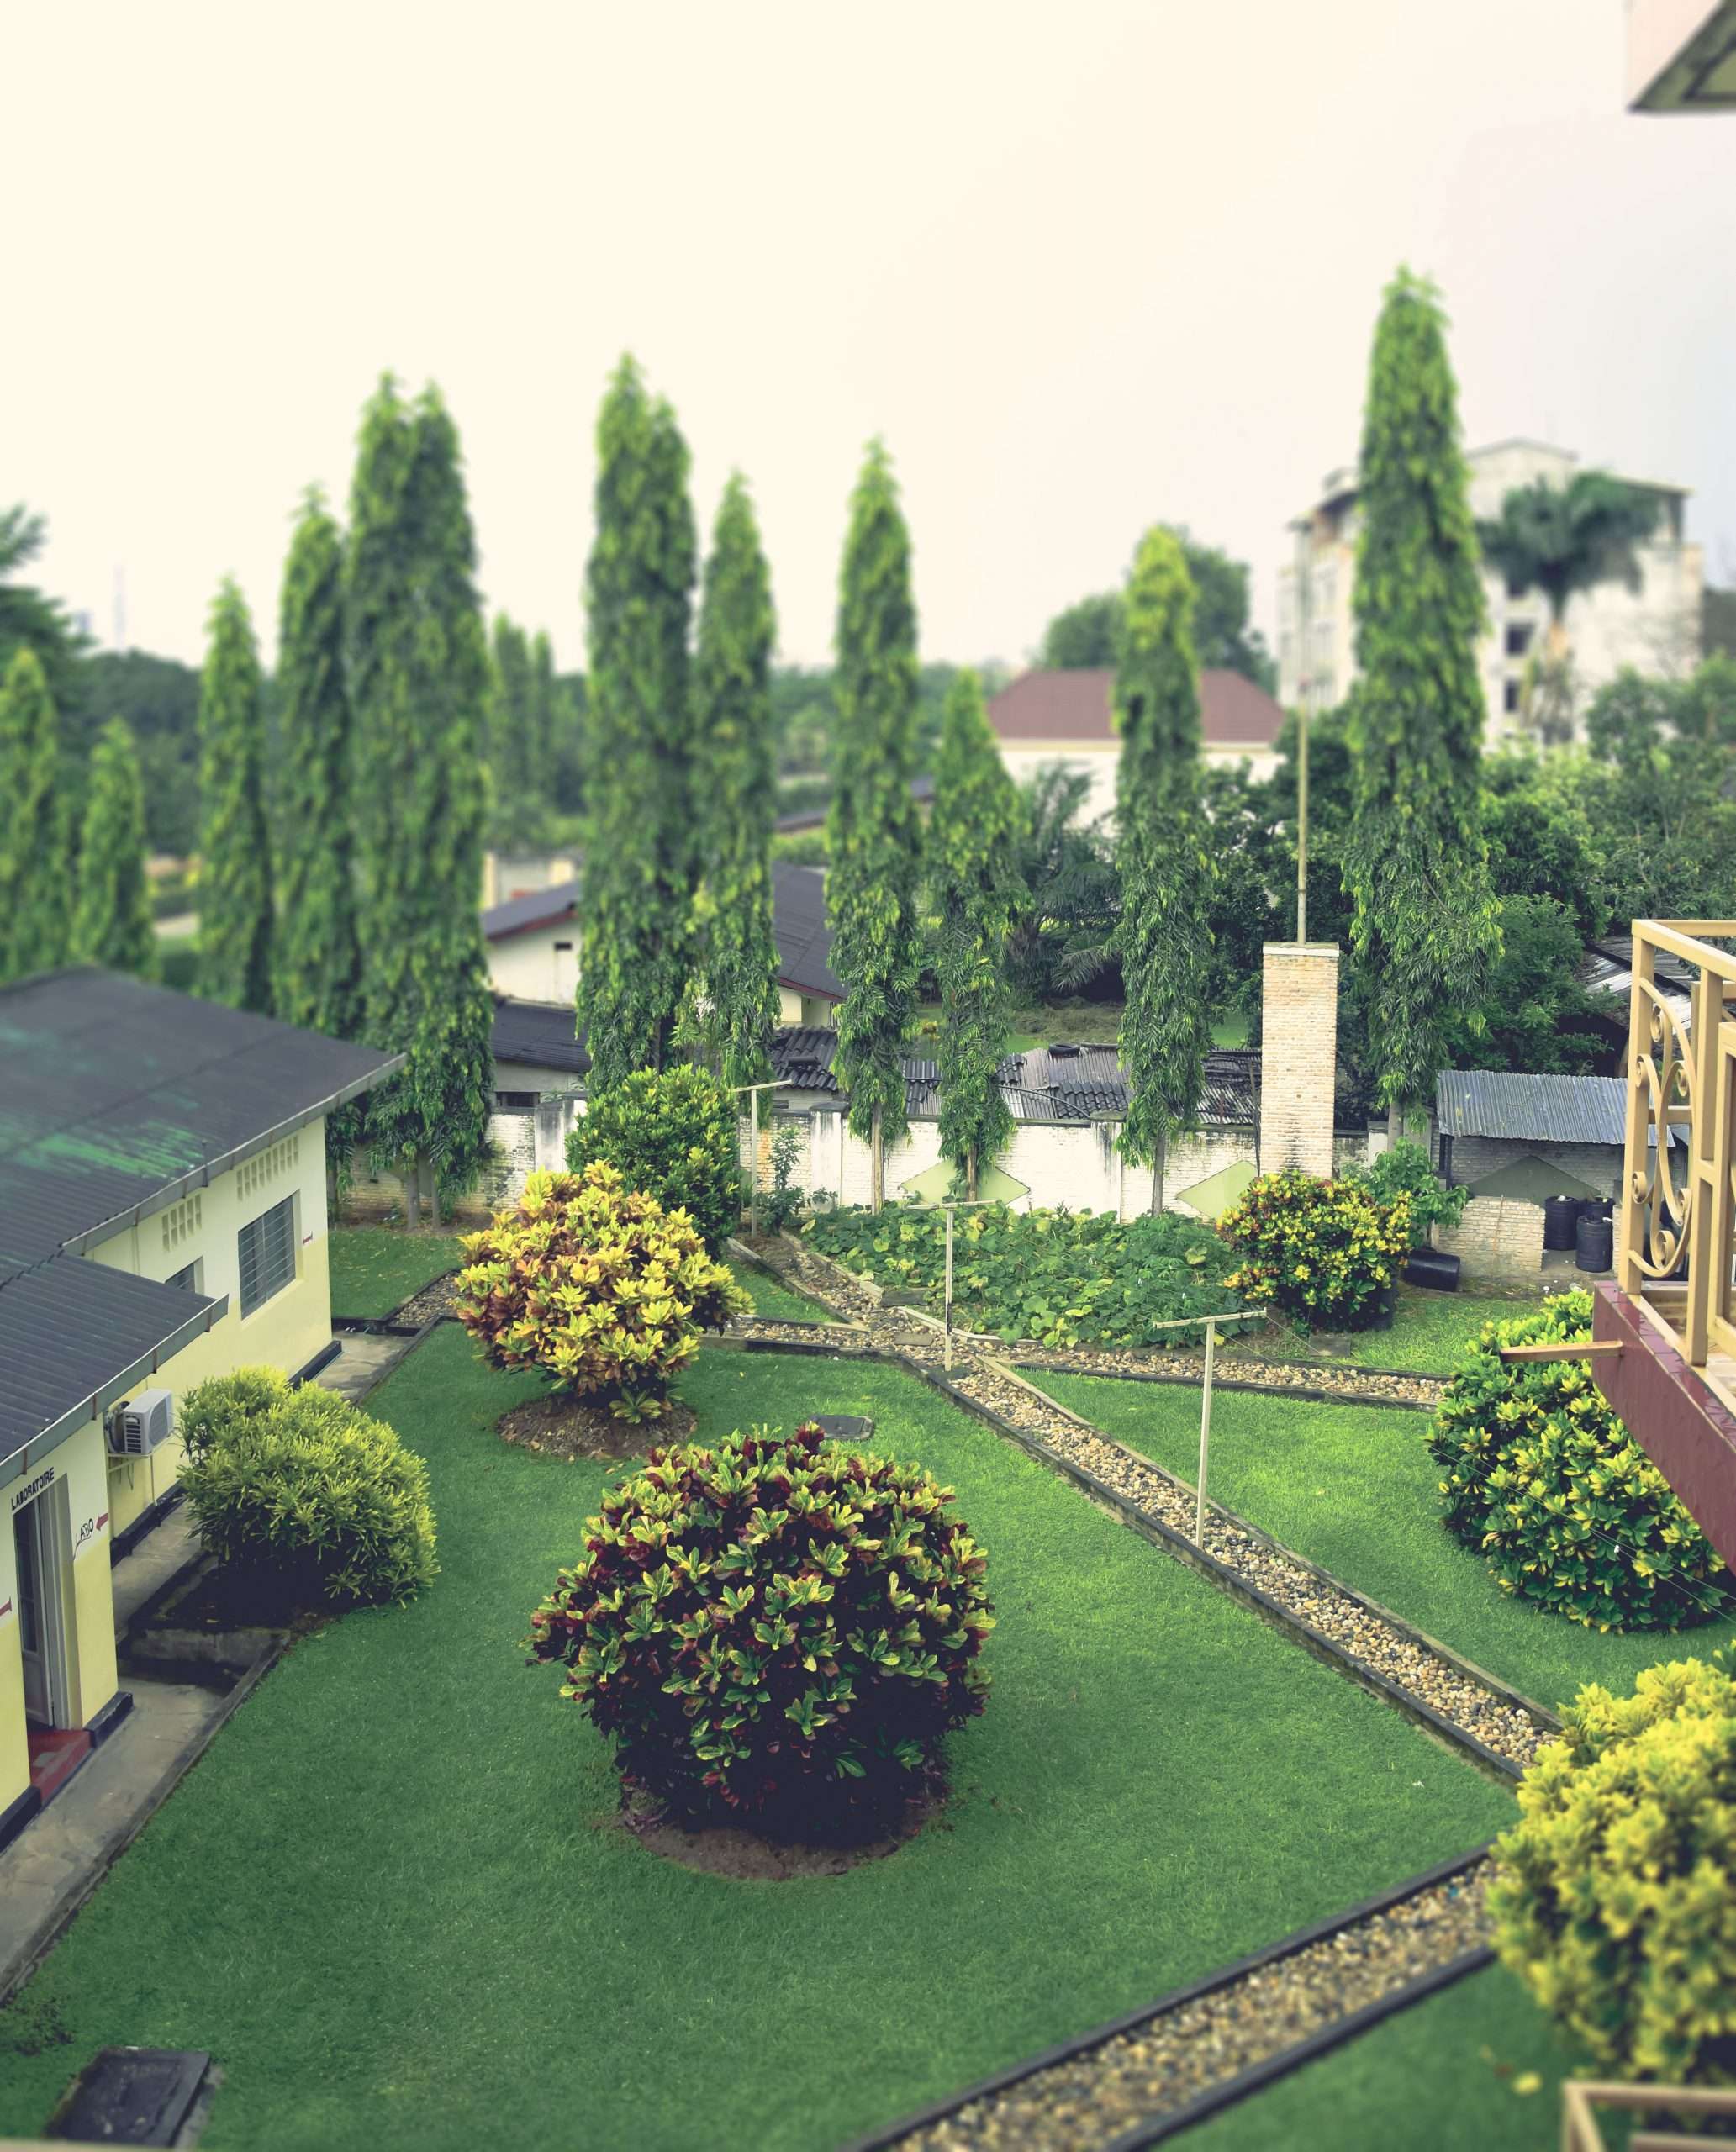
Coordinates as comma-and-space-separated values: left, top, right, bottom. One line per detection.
1196, 1316, 1216, 1548
731, 1079, 789, 1241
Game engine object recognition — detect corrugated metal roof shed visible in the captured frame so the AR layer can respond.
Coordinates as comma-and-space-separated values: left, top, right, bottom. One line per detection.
1434, 1068, 1631, 1147
492, 998, 590, 1075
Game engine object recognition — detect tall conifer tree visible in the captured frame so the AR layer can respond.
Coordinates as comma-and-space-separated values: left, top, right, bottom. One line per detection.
527, 628, 561, 789
931, 669, 1022, 1197
0, 645, 70, 981
692, 472, 780, 1089
827, 440, 921, 1210
71, 719, 157, 978
1343, 268, 1498, 1136
347, 377, 497, 1225
196, 578, 273, 1011
487, 614, 534, 811
274, 488, 362, 1042
577, 356, 698, 1089
1113, 526, 1216, 1213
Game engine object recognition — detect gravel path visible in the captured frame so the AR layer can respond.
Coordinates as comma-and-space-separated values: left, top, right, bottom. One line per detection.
1010, 1343, 1446, 1411
391, 1273, 462, 1327
884, 1861, 1493, 2151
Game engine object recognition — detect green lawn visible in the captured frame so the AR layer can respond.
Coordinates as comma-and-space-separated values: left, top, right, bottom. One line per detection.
1035, 1372, 1736, 1717
726, 1258, 836, 1323
327, 1226, 467, 1318
1234, 1286, 1550, 1375
1179, 1962, 1579, 2152
0, 1331, 1517, 2152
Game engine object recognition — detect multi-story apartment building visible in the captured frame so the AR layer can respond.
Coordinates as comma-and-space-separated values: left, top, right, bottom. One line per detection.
1275, 440, 1703, 741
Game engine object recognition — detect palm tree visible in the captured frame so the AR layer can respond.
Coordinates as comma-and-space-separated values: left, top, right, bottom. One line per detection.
1476, 472, 1659, 742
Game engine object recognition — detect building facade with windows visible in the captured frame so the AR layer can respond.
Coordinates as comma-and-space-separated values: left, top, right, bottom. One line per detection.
0, 969, 399, 1849
1276, 440, 1703, 740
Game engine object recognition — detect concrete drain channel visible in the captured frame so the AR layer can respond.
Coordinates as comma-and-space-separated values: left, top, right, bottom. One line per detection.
726, 1243, 1556, 2147
49, 2046, 219, 2145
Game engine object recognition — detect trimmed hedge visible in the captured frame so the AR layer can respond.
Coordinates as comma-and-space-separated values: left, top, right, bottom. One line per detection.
1491, 1655, 1736, 2081
177, 1369, 436, 1609
566, 1063, 742, 1254
1219, 1169, 1411, 1332
456, 1163, 745, 1421
1428, 1291, 1732, 1632
528, 1421, 995, 1840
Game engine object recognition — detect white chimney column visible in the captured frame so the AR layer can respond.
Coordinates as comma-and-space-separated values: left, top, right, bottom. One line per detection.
1259, 943, 1339, 1179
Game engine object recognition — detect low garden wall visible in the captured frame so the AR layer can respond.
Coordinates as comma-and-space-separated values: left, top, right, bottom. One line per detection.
1433, 1196, 1546, 1282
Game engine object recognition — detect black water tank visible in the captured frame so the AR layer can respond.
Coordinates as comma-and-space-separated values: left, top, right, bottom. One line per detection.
1575, 1212, 1614, 1273
1403, 1248, 1462, 1292
1544, 1195, 1580, 1252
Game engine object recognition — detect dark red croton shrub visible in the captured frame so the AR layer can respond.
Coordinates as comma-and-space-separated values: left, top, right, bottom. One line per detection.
526, 1421, 994, 1840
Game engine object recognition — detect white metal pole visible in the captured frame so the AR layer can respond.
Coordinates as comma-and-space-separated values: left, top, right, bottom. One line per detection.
749, 1085, 761, 1241
1195, 1317, 1217, 1547
944, 1205, 956, 1373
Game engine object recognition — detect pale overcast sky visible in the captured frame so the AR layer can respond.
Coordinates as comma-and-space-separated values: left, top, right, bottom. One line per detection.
10, 1, 1733, 675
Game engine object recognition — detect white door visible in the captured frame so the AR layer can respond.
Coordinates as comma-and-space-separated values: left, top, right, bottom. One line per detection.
12, 1485, 70, 1727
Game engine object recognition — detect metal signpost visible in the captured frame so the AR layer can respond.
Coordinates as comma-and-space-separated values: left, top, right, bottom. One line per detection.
1129, 1307, 1267, 1544
731, 1079, 791, 1241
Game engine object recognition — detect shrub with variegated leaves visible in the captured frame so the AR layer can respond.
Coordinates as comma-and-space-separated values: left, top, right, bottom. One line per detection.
455, 1162, 746, 1421
527, 1421, 995, 1839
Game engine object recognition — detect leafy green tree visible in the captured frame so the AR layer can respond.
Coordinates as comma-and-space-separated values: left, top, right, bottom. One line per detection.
1343, 268, 1498, 1138
71, 719, 158, 979
1004, 764, 1119, 1003
195, 579, 273, 1011
274, 489, 362, 1052
75, 650, 203, 856
827, 441, 923, 1209
0, 646, 72, 980
931, 670, 1023, 1195
346, 377, 498, 1224
486, 614, 534, 820
1039, 531, 1275, 689
1439, 894, 1610, 1074
0, 505, 88, 712
1477, 472, 1660, 741
691, 472, 781, 1089
577, 357, 699, 1089
1112, 527, 1216, 1211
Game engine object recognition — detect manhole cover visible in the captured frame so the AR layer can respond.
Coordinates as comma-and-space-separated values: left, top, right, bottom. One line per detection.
811, 1414, 873, 1443
52, 2049, 213, 2145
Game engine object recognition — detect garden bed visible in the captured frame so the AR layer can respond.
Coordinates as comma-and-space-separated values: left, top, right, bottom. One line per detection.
1033, 1371, 1736, 1717
0, 1328, 1518, 2152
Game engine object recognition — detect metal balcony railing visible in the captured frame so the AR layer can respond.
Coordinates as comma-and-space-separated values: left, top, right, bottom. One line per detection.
1562, 2076, 1736, 2150
1617, 920, 1736, 1376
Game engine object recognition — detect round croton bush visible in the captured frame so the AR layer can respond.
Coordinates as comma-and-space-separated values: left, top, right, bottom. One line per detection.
1428, 1291, 1731, 1632
565, 1063, 742, 1255
1491, 1656, 1736, 2081
456, 1163, 746, 1422
1218, 1168, 1411, 1332
527, 1421, 995, 1841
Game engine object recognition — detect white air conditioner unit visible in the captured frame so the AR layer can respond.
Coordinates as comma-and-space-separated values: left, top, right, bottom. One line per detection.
108, 1387, 173, 1458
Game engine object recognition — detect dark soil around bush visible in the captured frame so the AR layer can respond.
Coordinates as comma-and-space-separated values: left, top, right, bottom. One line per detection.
495, 1392, 697, 1461
160, 1560, 325, 1634
614, 1786, 941, 1880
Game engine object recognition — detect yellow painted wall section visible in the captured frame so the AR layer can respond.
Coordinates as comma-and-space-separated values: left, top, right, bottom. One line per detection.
70, 1540, 117, 1726
0, 1570, 29, 1812
92, 1117, 334, 1537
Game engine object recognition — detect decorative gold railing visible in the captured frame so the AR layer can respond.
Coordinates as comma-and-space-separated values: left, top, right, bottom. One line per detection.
1618, 921, 1736, 1371
1562, 2077, 1736, 2150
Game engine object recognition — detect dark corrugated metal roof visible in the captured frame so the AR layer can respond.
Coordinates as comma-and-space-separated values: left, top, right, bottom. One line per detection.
491, 998, 590, 1075
0, 1258, 223, 1463
0, 968, 401, 1276
772, 862, 842, 1000
1434, 1069, 1630, 1146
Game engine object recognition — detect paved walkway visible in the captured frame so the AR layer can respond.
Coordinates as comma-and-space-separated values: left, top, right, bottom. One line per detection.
317, 1330, 413, 1404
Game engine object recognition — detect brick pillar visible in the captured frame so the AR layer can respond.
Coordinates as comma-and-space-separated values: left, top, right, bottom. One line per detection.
1259, 943, 1338, 1179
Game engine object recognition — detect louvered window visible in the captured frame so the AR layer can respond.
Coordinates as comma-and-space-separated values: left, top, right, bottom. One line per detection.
238, 1196, 296, 1317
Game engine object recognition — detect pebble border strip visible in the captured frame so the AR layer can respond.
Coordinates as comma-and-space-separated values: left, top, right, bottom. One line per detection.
839, 1847, 1496, 2152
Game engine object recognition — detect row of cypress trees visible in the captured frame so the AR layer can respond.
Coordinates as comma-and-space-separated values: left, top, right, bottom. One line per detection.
192, 381, 502, 1221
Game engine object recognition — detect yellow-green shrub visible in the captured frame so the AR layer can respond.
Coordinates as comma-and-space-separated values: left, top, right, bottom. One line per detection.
1428, 1292, 1731, 1631
178, 1372, 437, 1609
1490, 1657, 1736, 2081
455, 1161, 747, 1420
1219, 1168, 1412, 1332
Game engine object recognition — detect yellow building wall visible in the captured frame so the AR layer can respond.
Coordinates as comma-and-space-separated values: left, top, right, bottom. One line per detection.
0, 1416, 113, 1784
0, 1611, 27, 1813
90, 1117, 335, 1538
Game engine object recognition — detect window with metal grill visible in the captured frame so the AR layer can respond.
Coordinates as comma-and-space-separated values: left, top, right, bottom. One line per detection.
166, 1259, 201, 1295
237, 1196, 295, 1317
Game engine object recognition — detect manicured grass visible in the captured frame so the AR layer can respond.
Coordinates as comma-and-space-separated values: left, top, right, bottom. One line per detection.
0, 1332, 1517, 2152
1179, 1961, 1580, 2152
1234, 1286, 1550, 1375
327, 1226, 467, 1318
726, 1258, 836, 1323
1036, 1371, 1736, 1717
